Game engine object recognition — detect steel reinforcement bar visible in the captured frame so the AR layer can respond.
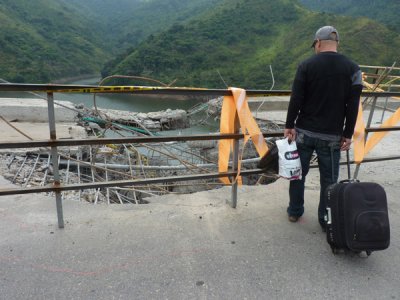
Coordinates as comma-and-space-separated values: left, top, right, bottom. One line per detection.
1, 155, 399, 197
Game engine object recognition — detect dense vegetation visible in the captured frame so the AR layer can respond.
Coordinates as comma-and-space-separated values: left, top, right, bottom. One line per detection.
0, 0, 220, 83
103, 0, 400, 89
65, 0, 221, 52
0, 0, 399, 87
299, 0, 400, 29
0, 0, 108, 82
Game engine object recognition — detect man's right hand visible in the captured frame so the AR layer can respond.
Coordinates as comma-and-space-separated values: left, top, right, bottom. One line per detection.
340, 137, 352, 151
284, 128, 296, 142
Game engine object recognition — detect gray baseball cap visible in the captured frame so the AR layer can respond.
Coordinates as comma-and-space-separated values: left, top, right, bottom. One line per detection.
311, 26, 339, 48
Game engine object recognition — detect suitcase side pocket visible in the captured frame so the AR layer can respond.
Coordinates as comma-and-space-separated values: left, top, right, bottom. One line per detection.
350, 211, 390, 250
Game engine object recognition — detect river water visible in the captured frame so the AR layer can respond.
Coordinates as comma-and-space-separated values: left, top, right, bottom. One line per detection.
1, 77, 206, 111
56, 77, 208, 113
0, 77, 219, 134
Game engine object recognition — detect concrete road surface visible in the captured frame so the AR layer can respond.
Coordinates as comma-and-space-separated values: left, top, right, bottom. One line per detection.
0, 157, 399, 299
0, 107, 399, 299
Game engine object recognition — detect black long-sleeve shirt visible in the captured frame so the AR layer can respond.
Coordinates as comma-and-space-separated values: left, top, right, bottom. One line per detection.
286, 51, 363, 139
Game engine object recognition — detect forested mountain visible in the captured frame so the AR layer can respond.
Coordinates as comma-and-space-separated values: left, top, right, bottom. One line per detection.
1, 0, 399, 86
0, 0, 221, 82
0, 0, 108, 82
102, 0, 400, 89
62, 0, 222, 51
299, 0, 400, 29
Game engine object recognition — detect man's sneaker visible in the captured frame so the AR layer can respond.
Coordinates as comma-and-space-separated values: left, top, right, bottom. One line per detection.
320, 222, 327, 232
288, 215, 299, 222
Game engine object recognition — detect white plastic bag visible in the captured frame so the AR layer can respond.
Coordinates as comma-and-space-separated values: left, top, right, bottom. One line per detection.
276, 138, 302, 180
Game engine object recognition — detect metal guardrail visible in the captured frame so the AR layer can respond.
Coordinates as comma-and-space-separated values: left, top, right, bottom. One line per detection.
1, 83, 400, 229
0, 82, 399, 97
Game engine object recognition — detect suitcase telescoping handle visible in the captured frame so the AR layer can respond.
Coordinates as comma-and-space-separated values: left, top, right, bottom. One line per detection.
340, 150, 359, 183
346, 150, 351, 180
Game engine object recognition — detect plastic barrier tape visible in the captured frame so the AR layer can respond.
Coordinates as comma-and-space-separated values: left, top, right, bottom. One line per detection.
218, 88, 269, 184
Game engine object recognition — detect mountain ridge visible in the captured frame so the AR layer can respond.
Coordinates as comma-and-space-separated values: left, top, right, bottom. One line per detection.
1, 0, 399, 86
102, 0, 400, 89
299, 0, 400, 29
0, 0, 108, 82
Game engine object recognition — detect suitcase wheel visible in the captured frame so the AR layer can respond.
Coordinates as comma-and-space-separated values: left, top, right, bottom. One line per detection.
356, 250, 372, 257
354, 250, 372, 257
331, 247, 340, 255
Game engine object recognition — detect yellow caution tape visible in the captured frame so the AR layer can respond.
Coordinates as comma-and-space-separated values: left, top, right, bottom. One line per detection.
353, 102, 366, 164
44, 85, 209, 94
218, 88, 269, 185
364, 107, 400, 154
353, 97, 400, 164
353, 76, 400, 163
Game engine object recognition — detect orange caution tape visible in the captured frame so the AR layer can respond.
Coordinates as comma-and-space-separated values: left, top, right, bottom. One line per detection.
218, 88, 269, 184
353, 102, 366, 164
364, 106, 400, 154
353, 76, 400, 163
353, 100, 400, 164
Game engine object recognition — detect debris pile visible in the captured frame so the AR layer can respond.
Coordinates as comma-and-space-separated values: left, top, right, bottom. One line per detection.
87, 107, 190, 131
0, 97, 284, 204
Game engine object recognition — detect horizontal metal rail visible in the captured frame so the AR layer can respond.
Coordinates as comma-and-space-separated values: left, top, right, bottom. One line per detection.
0, 132, 283, 149
0, 83, 400, 98
0, 171, 236, 196
365, 126, 400, 132
362, 74, 400, 80
1, 126, 397, 150
360, 65, 400, 71
1, 155, 399, 197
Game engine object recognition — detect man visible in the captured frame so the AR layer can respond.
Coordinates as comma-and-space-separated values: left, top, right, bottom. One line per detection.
284, 25, 363, 231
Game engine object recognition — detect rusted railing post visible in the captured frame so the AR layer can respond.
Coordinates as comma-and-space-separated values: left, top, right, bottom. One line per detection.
230, 112, 240, 208
47, 92, 64, 228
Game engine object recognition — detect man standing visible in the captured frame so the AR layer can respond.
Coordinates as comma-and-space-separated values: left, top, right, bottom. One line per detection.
284, 26, 363, 231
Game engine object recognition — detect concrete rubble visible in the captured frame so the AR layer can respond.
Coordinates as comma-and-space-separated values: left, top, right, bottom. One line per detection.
1, 95, 398, 205
95, 107, 190, 130
0, 97, 286, 204
0, 98, 76, 122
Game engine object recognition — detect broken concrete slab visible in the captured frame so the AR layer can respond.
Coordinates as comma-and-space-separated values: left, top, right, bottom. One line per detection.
0, 98, 77, 122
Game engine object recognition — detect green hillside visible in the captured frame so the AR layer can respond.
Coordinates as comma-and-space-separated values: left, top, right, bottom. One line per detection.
0, 0, 221, 83
299, 0, 400, 29
103, 0, 400, 89
0, 0, 108, 83
1, 0, 399, 86
64, 0, 222, 52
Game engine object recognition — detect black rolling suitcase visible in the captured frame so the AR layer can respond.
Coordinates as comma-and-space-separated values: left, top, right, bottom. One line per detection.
325, 151, 390, 255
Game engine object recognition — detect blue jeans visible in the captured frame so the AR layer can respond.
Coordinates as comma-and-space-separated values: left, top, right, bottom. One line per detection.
287, 132, 341, 225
